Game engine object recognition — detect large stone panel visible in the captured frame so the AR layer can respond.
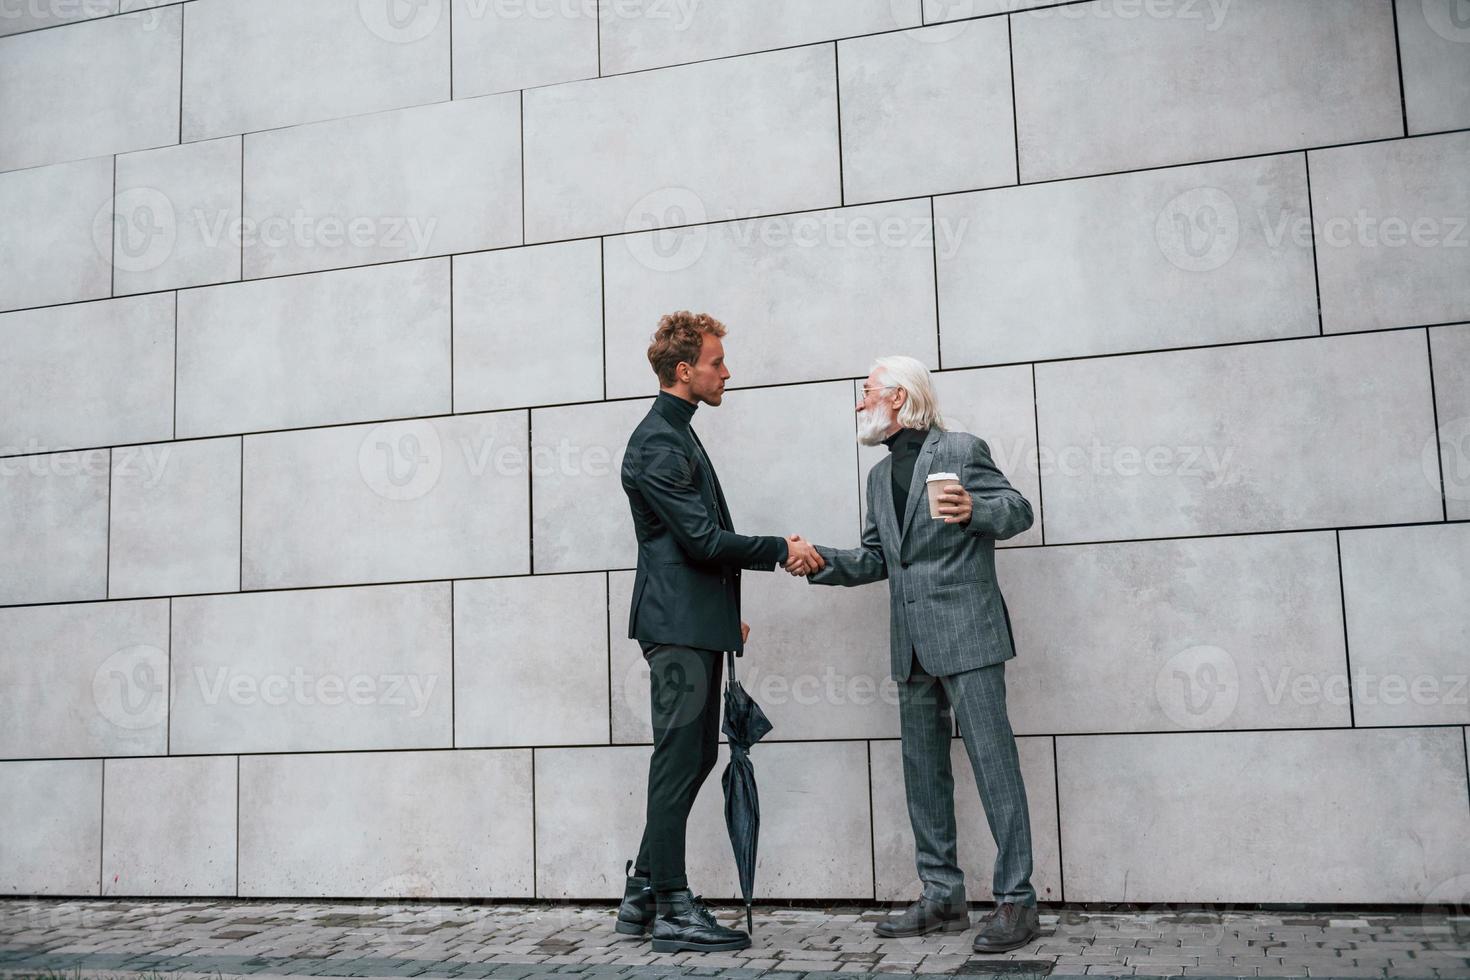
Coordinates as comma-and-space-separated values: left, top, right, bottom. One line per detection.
1057, 728, 1470, 902
1034, 332, 1443, 543
936, 155, 1318, 366
1311, 132, 1470, 335
242, 412, 529, 589
603, 200, 938, 398
177, 259, 451, 437
1010, 0, 1401, 180
523, 46, 840, 242
170, 583, 452, 755
238, 748, 533, 897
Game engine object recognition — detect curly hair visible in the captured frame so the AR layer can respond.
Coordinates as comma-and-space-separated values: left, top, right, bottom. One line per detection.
646, 311, 727, 386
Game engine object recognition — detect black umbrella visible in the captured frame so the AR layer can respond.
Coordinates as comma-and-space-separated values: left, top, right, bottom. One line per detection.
721, 649, 774, 934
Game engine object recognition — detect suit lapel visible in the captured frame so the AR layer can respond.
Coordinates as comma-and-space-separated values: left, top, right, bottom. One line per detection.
688, 427, 733, 530
874, 456, 898, 543
898, 427, 942, 543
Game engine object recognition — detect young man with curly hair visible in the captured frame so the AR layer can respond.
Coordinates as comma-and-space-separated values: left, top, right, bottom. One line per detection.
613, 310, 823, 953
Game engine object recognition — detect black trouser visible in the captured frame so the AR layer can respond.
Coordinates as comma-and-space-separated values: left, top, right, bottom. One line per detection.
633, 643, 724, 893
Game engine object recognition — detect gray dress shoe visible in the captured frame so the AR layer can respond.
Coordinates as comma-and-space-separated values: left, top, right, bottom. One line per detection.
873, 896, 970, 938
972, 902, 1040, 952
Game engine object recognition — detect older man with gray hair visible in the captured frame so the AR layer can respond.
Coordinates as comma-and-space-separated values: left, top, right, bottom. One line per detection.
788, 355, 1040, 953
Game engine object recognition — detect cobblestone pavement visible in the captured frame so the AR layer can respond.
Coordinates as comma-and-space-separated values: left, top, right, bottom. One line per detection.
2, 899, 1467, 979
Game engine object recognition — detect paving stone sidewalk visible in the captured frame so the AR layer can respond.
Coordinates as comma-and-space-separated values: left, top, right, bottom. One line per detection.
2, 899, 1467, 979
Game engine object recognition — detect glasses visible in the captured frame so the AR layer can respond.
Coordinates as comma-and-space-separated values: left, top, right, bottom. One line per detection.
860, 385, 896, 396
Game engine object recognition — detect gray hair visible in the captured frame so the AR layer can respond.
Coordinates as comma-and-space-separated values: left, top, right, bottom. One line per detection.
873, 356, 945, 431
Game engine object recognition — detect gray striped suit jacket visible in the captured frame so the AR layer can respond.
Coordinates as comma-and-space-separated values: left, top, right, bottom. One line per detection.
807, 426, 1033, 681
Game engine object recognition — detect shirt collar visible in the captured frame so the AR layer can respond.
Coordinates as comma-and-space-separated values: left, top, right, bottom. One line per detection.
882, 425, 929, 454
654, 390, 699, 429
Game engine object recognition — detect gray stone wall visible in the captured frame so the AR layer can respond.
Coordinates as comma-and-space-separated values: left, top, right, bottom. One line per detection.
1, 0, 1468, 904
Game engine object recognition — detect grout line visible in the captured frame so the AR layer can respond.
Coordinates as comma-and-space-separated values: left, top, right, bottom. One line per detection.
595, 0, 602, 76
1303, 151, 1325, 336
166, 597, 173, 756
447, 0, 454, 101
238, 135, 245, 279
852, 381, 864, 538
599, 238, 608, 401
605, 571, 613, 744
172, 292, 179, 438
97, 758, 106, 896
1008, 13, 1020, 184
1391, 0, 1410, 138
526, 90, 532, 245
929, 196, 942, 369
104, 447, 112, 598
530, 748, 539, 899
235, 754, 241, 896
109, 155, 117, 297
449, 257, 456, 415
1, 722, 1467, 765
1052, 735, 1064, 904
527, 409, 535, 575
6, 321, 1465, 466
833, 41, 845, 208
6, 123, 1470, 309
1335, 529, 1357, 729
865, 740, 877, 899
4, 517, 1470, 615
1426, 328, 1448, 522
450, 580, 456, 749
1463, 725, 1470, 825
1031, 363, 1046, 546
177, 1, 185, 143
0, 58, 1464, 186
237, 436, 244, 590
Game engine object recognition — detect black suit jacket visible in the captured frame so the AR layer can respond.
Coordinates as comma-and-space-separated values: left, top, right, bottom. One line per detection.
622, 393, 787, 655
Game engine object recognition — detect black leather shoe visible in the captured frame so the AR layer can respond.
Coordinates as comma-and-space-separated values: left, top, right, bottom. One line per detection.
873, 896, 970, 938
650, 889, 752, 953
972, 902, 1040, 952
614, 860, 654, 937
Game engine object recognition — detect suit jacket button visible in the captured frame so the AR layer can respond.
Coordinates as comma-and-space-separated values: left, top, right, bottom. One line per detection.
901, 561, 911, 569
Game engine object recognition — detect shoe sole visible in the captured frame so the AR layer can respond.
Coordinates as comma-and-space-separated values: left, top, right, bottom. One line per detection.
614, 919, 650, 937
972, 929, 1040, 953
650, 937, 752, 953
874, 916, 970, 938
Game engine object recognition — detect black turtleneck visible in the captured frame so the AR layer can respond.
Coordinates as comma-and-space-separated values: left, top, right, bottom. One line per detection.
656, 389, 698, 427
883, 426, 930, 524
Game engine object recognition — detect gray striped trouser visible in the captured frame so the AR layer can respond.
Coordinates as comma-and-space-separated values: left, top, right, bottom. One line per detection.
897, 657, 1037, 907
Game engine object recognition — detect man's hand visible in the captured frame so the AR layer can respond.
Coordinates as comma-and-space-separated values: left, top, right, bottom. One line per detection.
783, 535, 826, 576
741, 621, 750, 645
936, 485, 972, 525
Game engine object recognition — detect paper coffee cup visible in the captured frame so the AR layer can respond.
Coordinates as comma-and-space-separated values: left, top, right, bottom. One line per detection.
926, 472, 960, 519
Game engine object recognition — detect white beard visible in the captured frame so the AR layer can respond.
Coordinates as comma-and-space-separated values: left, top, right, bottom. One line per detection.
857, 403, 896, 446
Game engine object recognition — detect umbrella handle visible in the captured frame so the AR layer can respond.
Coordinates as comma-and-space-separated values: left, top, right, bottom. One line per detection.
726, 649, 737, 689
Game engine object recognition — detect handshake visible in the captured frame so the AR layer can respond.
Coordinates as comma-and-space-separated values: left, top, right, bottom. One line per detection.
782, 535, 825, 577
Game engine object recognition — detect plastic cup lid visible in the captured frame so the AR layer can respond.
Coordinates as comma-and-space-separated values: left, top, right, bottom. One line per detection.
926, 472, 959, 482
